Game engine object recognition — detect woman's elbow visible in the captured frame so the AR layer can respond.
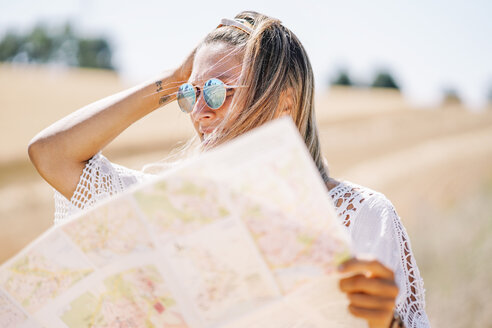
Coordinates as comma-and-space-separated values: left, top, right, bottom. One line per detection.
27, 135, 86, 197
28, 136, 48, 172
27, 135, 60, 178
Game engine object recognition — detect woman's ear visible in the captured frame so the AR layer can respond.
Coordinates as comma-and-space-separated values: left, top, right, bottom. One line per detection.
276, 87, 295, 118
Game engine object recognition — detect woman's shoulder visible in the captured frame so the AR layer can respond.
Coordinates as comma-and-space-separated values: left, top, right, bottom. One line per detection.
86, 152, 164, 191
54, 152, 156, 225
327, 180, 395, 228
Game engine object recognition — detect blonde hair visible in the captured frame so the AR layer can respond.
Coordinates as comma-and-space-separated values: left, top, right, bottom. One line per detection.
203, 11, 329, 182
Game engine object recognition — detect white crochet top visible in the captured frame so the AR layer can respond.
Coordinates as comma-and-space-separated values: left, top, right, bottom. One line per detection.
54, 153, 430, 328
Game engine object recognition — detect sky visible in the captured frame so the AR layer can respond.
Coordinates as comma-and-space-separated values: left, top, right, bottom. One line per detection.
1, 0, 491, 109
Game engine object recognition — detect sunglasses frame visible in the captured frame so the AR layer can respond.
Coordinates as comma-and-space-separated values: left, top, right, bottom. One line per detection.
177, 78, 246, 113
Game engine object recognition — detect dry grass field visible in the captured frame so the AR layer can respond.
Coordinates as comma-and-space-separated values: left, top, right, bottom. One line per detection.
1, 64, 491, 327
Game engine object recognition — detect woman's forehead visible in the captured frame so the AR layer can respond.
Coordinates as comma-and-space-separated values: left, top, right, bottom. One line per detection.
190, 43, 243, 84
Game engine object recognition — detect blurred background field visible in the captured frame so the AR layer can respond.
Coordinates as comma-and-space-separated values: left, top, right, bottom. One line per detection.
1, 1, 492, 327
1, 64, 491, 327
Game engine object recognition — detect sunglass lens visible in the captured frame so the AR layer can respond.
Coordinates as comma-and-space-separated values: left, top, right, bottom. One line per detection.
203, 78, 226, 110
177, 83, 196, 113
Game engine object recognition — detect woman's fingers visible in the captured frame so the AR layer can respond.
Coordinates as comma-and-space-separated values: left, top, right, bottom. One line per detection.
339, 274, 399, 298
338, 258, 395, 279
338, 258, 398, 327
348, 304, 393, 325
175, 47, 197, 82
347, 292, 396, 310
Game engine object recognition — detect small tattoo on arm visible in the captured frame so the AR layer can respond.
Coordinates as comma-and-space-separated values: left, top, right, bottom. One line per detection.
159, 95, 170, 105
155, 80, 163, 92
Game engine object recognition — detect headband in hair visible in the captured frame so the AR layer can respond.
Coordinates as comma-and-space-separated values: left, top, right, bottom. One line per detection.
217, 18, 253, 35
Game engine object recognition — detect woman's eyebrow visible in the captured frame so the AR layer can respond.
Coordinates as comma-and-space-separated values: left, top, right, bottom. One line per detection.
190, 68, 240, 85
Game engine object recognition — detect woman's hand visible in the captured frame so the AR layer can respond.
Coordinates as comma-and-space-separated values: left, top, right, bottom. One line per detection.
173, 47, 197, 83
338, 257, 399, 328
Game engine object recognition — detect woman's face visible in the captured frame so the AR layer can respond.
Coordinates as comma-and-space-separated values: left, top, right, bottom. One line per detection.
188, 42, 244, 141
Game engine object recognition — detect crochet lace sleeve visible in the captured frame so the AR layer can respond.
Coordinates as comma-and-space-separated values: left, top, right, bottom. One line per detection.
53, 152, 150, 225
349, 193, 430, 328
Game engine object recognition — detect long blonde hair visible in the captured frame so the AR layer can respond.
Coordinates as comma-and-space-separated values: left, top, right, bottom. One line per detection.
203, 11, 329, 182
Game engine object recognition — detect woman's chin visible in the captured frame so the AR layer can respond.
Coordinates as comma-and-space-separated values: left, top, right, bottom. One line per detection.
201, 134, 212, 147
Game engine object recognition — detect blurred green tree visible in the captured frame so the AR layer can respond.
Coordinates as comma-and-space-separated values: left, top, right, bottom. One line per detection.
442, 87, 462, 105
26, 25, 53, 63
488, 84, 492, 106
371, 71, 399, 90
0, 23, 114, 70
0, 32, 22, 61
77, 38, 113, 69
330, 69, 353, 86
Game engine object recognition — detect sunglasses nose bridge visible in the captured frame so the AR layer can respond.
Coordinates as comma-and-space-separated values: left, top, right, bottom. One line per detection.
190, 93, 214, 121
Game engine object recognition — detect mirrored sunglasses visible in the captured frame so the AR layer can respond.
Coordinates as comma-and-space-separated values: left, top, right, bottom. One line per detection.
177, 78, 245, 113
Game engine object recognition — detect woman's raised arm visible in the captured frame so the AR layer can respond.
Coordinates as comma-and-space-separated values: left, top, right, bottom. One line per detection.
28, 51, 195, 200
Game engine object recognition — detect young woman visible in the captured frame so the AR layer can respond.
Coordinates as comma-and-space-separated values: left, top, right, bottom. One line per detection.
28, 11, 429, 328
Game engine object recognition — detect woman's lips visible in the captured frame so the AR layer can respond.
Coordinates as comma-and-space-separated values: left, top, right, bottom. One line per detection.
199, 126, 217, 135
199, 124, 223, 142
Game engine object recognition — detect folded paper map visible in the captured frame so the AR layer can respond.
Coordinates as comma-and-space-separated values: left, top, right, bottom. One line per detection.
0, 117, 365, 328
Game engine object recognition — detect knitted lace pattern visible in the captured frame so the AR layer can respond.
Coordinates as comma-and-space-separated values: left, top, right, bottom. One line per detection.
328, 181, 430, 328
53, 153, 151, 225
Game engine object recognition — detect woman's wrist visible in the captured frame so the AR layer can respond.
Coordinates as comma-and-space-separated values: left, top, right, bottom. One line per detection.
143, 69, 182, 109
171, 66, 189, 85
172, 47, 196, 85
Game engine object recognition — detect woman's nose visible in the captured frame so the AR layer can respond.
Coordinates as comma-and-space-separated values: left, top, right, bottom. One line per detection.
190, 94, 215, 122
